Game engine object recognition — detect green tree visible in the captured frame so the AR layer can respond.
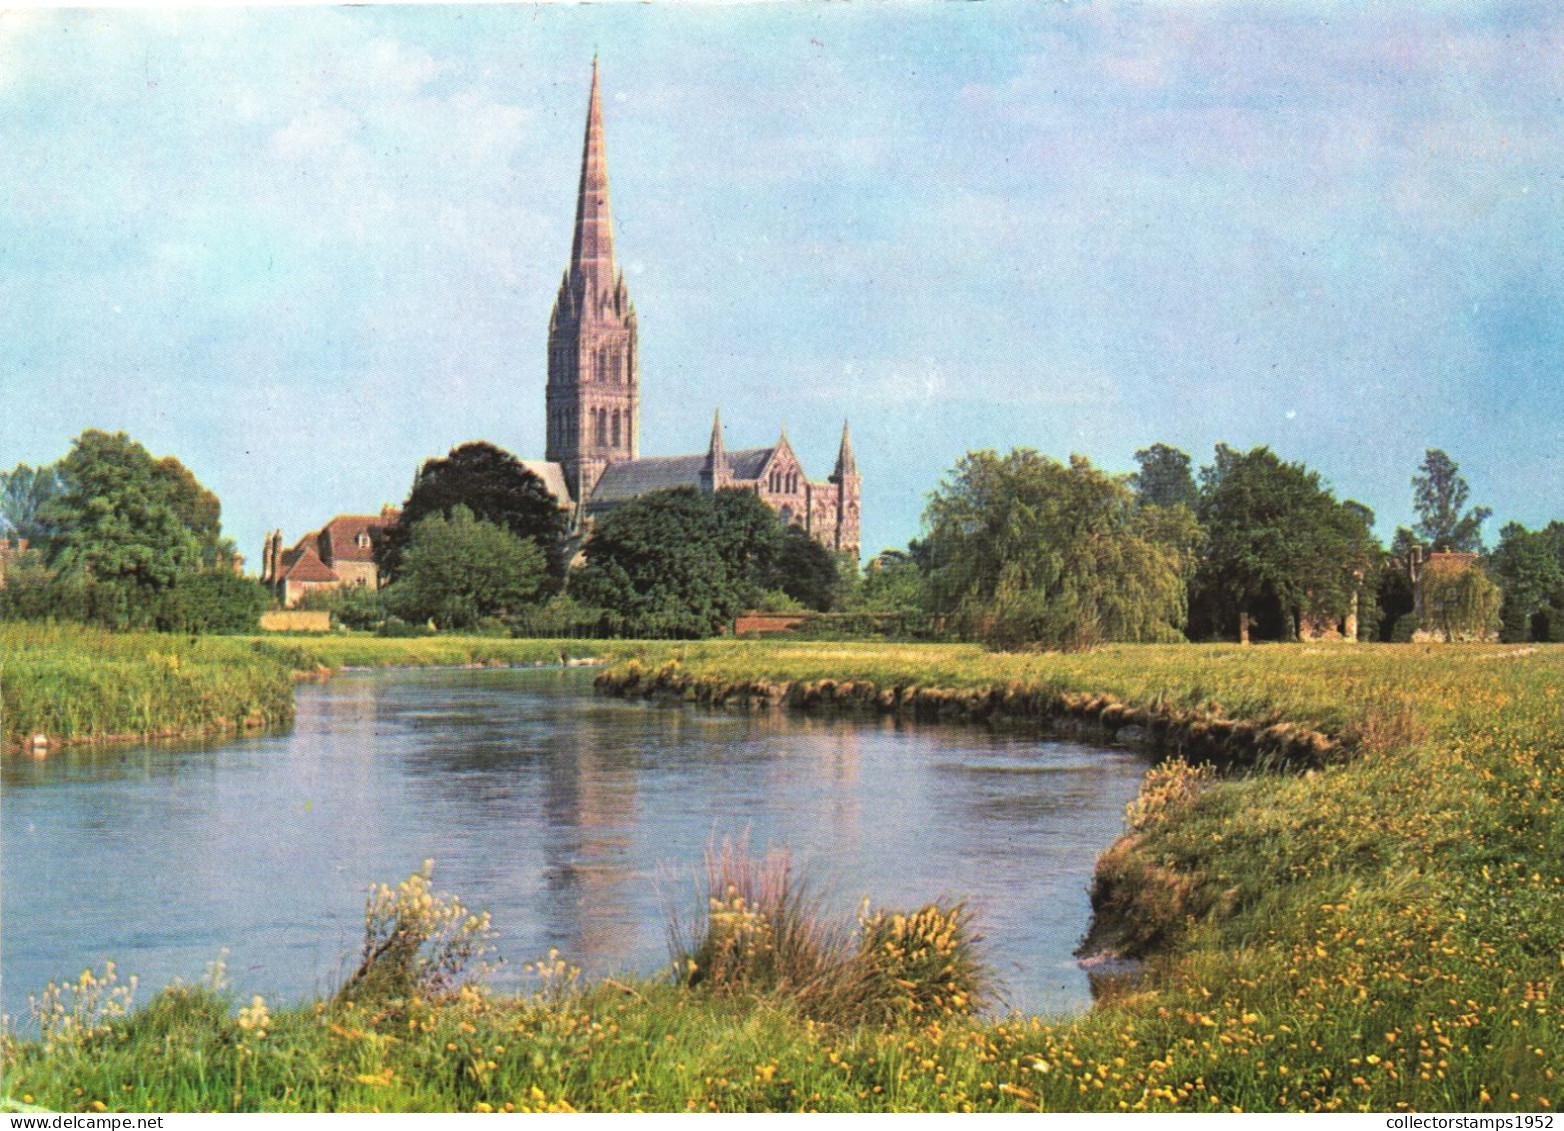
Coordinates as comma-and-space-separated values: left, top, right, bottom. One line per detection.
384, 506, 548, 631
1489, 521, 1564, 642
1195, 445, 1378, 643
570, 487, 780, 638
42, 431, 206, 619
1412, 449, 1490, 553
151, 456, 237, 568
0, 462, 64, 548
851, 548, 930, 616
1130, 443, 1198, 510
710, 486, 787, 594
379, 442, 569, 584
922, 449, 1197, 651
759, 525, 840, 612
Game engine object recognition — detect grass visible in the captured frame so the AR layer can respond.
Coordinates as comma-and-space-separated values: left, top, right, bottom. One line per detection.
243, 634, 621, 672
3, 633, 1562, 1110
0, 623, 296, 749
0, 626, 645, 749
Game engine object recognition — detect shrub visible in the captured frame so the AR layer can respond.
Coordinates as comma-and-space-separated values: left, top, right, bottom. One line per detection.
155, 571, 270, 634
853, 902, 990, 1022
1125, 756, 1215, 831
338, 861, 497, 1005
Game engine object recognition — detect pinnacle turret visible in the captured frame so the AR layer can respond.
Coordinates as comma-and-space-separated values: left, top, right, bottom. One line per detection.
702, 409, 729, 489
832, 419, 858, 480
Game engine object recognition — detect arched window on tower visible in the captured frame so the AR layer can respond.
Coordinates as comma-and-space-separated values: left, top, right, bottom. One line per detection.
595, 408, 606, 446
611, 409, 621, 447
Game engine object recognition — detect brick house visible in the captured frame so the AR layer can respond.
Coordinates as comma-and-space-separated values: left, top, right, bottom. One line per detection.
261, 508, 399, 608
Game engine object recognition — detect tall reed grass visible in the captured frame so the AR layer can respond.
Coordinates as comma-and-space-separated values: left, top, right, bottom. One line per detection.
670, 840, 992, 1027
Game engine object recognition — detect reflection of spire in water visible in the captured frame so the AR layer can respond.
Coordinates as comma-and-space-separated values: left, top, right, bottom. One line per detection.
540, 711, 640, 969
816, 717, 862, 841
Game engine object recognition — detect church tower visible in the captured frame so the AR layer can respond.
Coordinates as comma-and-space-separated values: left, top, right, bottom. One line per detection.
546, 58, 639, 503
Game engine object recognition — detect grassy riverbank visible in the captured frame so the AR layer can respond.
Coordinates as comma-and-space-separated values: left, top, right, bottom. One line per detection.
4, 634, 1561, 1110
0, 624, 296, 749
0, 626, 635, 749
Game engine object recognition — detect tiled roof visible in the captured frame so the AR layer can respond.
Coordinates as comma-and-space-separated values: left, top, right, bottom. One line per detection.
521, 460, 574, 507
589, 453, 709, 503
321, 514, 396, 565
280, 545, 338, 583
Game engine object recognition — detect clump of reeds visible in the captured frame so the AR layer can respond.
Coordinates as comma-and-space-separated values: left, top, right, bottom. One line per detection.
670, 840, 844, 1000
670, 840, 992, 1025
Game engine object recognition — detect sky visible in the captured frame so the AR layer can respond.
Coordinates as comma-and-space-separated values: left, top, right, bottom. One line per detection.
3, 1, 1562, 565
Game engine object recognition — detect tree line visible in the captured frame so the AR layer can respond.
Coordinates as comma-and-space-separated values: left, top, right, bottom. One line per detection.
0, 431, 266, 631
4, 430, 1558, 647
860, 443, 1521, 649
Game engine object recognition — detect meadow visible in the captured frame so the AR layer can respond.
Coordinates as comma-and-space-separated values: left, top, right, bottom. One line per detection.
2, 631, 1560, 1111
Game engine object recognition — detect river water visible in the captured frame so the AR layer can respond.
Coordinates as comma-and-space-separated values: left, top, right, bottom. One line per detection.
1, 667, 1146, 1020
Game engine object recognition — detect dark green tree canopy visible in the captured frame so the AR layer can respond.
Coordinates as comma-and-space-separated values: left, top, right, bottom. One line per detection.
386, 505, 549, 631
1130, 443, 1198, 511
759, 525, 841, 613
43, 430, 207, 594
1412, 449, 1490, 553
922, 448, 1197, 650
570, 486, 784, 638
1489, 520, 1564, 642
1195, 445, 1378, 640
379, 441, 570, 583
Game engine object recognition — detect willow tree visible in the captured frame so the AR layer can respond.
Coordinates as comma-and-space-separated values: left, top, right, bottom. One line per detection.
922, 449, 1198, 651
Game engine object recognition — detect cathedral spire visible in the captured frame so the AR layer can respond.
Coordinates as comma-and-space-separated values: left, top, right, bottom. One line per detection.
569, 55, 616, 304
832, 419, 858, 480
546, 58, 640, 503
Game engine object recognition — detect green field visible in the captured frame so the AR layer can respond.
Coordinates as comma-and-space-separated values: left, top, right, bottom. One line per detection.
3, 633, 1561, 1111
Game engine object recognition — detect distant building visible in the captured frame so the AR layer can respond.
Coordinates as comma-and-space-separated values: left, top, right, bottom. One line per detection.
526, 61, 861, 558
263, 61, 861, 592
0, 537, 29, 588
1408, 547, 1498, 642
261, 508, 399, 608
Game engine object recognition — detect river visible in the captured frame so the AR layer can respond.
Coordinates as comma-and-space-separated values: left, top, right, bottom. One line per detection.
1, 666, 1146, 1020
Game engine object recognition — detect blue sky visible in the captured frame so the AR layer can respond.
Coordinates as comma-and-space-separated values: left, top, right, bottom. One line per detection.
3, 2, 1562, 564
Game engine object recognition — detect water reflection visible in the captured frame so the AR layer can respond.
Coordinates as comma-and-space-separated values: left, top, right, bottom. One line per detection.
2, 668, 1145, 1019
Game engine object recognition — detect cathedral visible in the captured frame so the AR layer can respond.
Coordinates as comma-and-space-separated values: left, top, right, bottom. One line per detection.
527, 61, 861, 559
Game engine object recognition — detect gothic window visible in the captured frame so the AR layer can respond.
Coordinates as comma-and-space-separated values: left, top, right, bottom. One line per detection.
595, 408, 607, 445
611, 409, 621, 447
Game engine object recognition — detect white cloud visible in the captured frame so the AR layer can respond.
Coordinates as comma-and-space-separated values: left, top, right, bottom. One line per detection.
269, 105, 360, 161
